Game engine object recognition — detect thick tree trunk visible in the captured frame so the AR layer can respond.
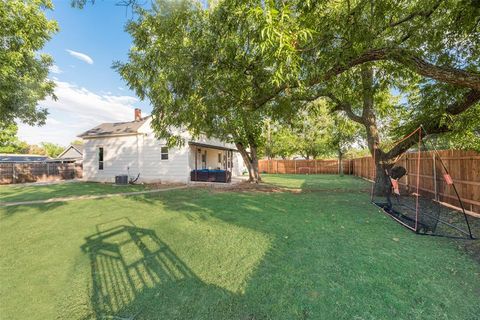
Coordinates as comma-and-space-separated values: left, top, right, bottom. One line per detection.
338, 149, 344, 177
372, 155, 397, 210
250, 145, 261, 182
236, 142, 261, 183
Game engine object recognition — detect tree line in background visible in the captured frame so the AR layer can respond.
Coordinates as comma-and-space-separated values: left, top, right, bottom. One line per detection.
0, 123, 70, 158
263, 100, 366, 161
1, 0, 479, 183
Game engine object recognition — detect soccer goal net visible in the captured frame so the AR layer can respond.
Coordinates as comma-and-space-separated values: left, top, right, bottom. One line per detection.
371, 127, 476, 239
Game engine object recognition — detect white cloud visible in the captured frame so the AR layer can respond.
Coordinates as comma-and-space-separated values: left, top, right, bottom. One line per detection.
18, 80, 140, 145
49, 64, 63, 74
66, 49, 94, 64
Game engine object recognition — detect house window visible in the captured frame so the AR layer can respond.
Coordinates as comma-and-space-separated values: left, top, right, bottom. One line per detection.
161, 146, 168, 160
218, 153, 222, 163
98, 147, 104, 170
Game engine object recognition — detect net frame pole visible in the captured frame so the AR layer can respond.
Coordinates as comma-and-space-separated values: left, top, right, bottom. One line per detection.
414, 128, 421, 232
370, 146, 376, 202
433, 153, 436, 199
420, 125, 475, 239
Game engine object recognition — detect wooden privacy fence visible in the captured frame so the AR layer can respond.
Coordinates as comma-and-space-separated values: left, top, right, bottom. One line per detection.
259, 159, 353, 175
350, 150, 480, 214
259, 150, 480, 214
0, 162, 82, 184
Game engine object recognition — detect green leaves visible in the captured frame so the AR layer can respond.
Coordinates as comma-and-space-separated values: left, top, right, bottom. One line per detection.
0, 123, 29, 153
0, 0, 58, 127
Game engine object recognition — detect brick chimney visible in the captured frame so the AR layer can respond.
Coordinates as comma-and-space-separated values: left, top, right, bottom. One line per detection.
134, 108, 142, 121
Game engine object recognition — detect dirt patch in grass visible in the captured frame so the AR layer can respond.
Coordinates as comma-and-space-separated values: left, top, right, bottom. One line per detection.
143, 182, 186, 190
206, 181, 370, 194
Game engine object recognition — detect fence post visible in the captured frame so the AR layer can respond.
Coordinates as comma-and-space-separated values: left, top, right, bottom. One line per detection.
405, 154, 409, 190
12, 163, 16, 184
433, 153, 438, 201
294, 160, 297, 174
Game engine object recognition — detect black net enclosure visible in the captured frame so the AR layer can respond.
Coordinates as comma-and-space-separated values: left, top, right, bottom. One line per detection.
371, 127, 477, 239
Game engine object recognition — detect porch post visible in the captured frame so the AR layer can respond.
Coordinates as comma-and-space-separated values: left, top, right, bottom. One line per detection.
195, 147, 198, 181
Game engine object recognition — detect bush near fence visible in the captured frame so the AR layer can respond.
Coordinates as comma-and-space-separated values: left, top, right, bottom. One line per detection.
0, 162, 82, 184
259, 150, 480, 214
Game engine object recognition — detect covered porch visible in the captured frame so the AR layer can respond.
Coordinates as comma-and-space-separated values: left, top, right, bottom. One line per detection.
188, 142, 237, 183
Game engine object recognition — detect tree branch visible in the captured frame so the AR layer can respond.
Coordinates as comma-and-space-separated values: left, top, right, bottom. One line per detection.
384, 89, 480, 159
446, 89, 480, 114
323, 48, 480, 91
327, 93, 364, 124
388, 0, 443, 28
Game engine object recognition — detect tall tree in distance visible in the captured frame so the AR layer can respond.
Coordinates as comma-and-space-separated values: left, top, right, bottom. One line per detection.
0, 0, 58, 127
0, 123, 29, 154
327, 113, 363, 176
40, 142, 65, 158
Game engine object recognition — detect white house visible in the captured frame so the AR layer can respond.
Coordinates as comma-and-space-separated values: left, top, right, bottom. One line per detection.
57, 143, 83, 163
78, 109, 245, 184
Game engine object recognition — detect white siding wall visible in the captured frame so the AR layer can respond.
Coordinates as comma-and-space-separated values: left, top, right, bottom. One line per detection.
193, 135, 237, 150
83, 134, 190, 183
140, 133, 189, 183
232, 152, 246, 176
83, 135, 141, 183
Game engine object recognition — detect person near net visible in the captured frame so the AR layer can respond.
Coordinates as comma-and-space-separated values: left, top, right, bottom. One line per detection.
385, 166, 407, 212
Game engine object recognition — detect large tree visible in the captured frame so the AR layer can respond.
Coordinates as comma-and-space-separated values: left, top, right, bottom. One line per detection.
115, 0, 293, 182
0, 0, 58, 127
244, 0, 480, 180
114, 0, 478, 184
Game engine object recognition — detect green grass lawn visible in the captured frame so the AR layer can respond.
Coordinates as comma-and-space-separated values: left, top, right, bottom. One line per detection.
262, 173, 370, 190
1, 175, 479, 319
0, 181, 150, 203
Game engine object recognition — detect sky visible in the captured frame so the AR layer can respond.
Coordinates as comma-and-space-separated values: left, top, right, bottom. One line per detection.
18, 0, 152, 146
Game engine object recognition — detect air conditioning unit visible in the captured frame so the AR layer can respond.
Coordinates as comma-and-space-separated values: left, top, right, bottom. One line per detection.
115, 175, 129, 185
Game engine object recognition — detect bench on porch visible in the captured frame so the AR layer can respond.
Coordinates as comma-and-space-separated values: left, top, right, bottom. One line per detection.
190, 169, 231, 183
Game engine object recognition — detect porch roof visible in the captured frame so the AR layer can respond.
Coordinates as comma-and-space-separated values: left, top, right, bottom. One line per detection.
188, 141, 237, 152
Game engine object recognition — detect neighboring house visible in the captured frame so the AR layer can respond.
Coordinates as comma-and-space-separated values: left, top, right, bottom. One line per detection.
57, 143, 83, 163
0, 154, 50, 163
78, 108, 246, 183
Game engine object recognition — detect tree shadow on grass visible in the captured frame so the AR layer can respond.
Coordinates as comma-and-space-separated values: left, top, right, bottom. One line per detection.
80, 218, 233, 320
90, 189, 480, 319
0, 201, 67, 217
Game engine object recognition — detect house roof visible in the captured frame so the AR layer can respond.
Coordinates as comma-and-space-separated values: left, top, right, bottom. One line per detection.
188, 141, 237, 152
0, 154, 50, 162
78, 117, 149, 138
71, 143, 84, 153
57, 144, 84, 159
